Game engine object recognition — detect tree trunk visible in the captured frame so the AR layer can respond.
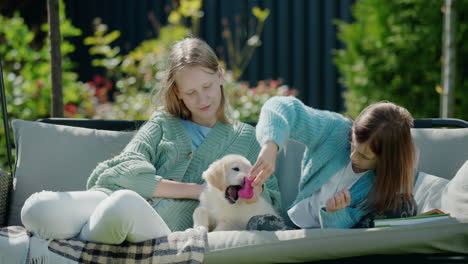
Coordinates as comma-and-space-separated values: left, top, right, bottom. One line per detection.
440, 0, 456, 118
47, 0, 63, 117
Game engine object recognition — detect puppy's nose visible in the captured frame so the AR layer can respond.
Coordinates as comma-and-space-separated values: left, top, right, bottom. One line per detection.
239, 174, 248, 183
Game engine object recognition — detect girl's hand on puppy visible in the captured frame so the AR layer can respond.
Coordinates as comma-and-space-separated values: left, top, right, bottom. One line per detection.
325, 188, 351, 213
195, 183, 206, 200
249, 141, 278, 188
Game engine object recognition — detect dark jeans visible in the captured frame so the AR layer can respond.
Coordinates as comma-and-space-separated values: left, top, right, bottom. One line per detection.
246, 214, 295, 231
353, 198, 418, 228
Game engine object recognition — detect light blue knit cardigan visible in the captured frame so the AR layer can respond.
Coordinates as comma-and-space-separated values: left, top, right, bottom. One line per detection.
256, 96, 375, 228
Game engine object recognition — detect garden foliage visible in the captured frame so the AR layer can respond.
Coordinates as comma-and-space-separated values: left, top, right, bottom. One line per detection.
0, 8, 93, 169
335, 0, 468, 120
0, 1, 296, 169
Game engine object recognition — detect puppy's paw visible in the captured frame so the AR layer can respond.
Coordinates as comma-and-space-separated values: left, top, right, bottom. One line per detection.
193, 207, 209, 228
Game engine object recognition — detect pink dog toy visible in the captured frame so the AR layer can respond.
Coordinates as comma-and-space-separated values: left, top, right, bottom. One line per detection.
238, 176, 254, 199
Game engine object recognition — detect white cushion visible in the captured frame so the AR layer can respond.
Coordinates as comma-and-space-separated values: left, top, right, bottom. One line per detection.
413, 171, 449, 214
441, 159, 468, 221
412, 128, 468, 180
8, 120, 135, 226
205, 218, 466, 263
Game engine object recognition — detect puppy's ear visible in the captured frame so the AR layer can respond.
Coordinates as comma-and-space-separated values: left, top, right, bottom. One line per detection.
202, 159, 227, 191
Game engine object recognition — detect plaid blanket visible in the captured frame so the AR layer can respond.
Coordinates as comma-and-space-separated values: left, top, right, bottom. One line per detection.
0, 225, 30, 238
49, 226, 207, 264
0, 226, 31, 264
1, 226, 207, 264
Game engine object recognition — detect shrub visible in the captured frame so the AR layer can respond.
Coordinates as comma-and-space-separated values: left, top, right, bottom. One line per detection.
0, 10, 91, 170
83, 18, 188, 120
83, 3, 291, 122
84, 19, 298, 123
334, 0, 468, 120
224, 72, 297, 122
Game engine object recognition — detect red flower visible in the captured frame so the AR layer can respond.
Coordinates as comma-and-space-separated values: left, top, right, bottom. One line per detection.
86, 75, 113, 99
65, 103, 76, 113
93, 75, 106, 85
64, 103, 77, 117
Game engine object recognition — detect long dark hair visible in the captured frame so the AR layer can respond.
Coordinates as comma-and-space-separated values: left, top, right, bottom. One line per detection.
353, 101, 416, 214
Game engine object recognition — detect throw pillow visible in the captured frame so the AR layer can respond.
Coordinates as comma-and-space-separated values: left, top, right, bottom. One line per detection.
8, 120, 135, 226
441, 159, 468, 221
413, 171, 449, 215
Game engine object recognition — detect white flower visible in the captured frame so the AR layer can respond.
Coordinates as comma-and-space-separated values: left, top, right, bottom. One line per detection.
247, 35, 261, 46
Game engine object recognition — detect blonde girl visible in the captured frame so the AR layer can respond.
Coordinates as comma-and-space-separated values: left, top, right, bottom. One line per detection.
21, 38, 281, 243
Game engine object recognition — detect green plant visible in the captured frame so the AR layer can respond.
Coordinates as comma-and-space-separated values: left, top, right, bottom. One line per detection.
167, 0, 203, 37
224, 71, 297, 122
82, 0, 207, 120
83, 17, 189, 120
83, 3, 293, 122
334, 0, 468, 120
0, 6, 92, 169
222, 7, 270, 80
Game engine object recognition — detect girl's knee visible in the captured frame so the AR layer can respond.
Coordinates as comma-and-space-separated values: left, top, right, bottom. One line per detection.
100, 190, 147, 219
21, 191, 72, 238
111, 190, 146, 207
21, 191, 57, 225
21, 191, 103, 239
112, 189, 140, 198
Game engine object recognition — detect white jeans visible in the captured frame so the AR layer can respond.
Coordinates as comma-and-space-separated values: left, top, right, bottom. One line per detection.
21, 190, 171, 244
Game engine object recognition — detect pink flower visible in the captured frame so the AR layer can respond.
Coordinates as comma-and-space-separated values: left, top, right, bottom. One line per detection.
144, 73, 152, 81
36, 80, 45, 88
270, 80, 281, 88
285, 89, 298, 96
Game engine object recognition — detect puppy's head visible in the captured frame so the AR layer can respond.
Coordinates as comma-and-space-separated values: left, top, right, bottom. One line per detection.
202, 154, 252, 204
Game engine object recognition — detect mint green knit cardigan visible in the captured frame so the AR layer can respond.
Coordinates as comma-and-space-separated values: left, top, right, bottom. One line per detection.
87, 111, 282, 231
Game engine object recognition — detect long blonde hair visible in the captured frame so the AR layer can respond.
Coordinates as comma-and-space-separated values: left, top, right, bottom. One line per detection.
154, 37, 230, 123
353, 101, 416, 213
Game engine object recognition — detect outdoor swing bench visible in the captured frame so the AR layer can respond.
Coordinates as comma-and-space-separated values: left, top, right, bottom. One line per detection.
0, 117, 468, 264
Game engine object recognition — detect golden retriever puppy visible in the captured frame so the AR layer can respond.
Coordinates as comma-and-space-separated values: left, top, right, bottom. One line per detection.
193, 154, 278, 231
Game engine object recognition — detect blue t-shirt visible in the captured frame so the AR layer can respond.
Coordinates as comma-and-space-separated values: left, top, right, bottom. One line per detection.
179, 119, 212, 150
